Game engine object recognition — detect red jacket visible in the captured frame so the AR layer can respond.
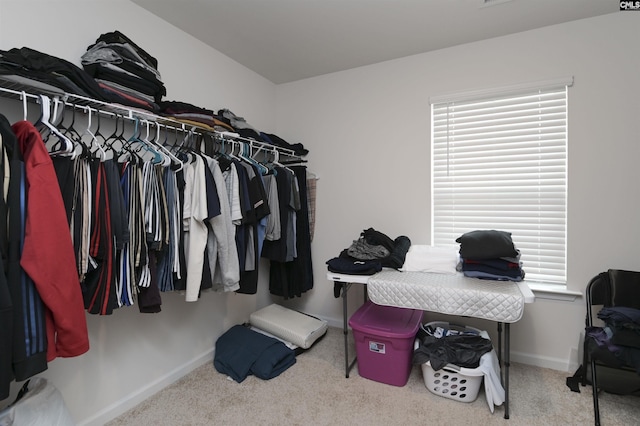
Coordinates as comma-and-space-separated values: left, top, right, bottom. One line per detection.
11, 121, 89, 361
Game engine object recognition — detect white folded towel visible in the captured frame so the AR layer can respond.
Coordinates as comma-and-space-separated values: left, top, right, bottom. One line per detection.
400, 245, 458, 274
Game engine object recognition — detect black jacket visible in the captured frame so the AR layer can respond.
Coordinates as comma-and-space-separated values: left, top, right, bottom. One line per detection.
0, 47, 108, 101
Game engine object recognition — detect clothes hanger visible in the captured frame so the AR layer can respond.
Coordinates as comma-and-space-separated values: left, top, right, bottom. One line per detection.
215, 132, 243, 160
214, 134, 231, 160
146, 122, 169, 167
167, 126, 193, 166
249, 143, 270, 175
270, 148, 294, 175
167, 126, 183, 159
214, 133, 228, 158
135, 119, 165, 165
53, 100, 84, 159
35, 95, 74, 157
35, 95, 53, 142
106, 114, 137, 163
159, 122, 174, 154
21, 91, 28, 121
227, 139, 240, 160
81, 106, 106, 161
204, 133, 229, 172
153, 122, 184, 170
174, 127, 198, 163
122, 118, 153, 164
199, 132, 217, 158
94, 111, 118, 159
240, 141, 268, 175
107, 114, 135, 162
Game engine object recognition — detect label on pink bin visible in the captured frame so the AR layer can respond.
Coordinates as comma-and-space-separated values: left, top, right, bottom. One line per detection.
369, 341, 386, 354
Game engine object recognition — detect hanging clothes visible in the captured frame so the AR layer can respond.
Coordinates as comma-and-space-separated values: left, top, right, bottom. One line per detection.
183, 152, 209, 301
173, 166, 187, 291
306, 172, 317, 242
0, 114, 49, 398
202, 155, 240, 292
236, 160, 270, 294
290, 166, 313, 293
116, 161, 135, 307
0, 116, 11, 400
10, 120, 89, 360
262, 173, 281, 242
222, 161, 243, 226
267, 166, 313, 299
106, 159, 129, 252
261, 166, 291, 264
131, 160, 165, 312
1, 92, 312, 323
156, 167, 181, 292
232, 159, 251, 277
83, 159, 117, 315
128, 161, 150, 292
72, 157, 92, 283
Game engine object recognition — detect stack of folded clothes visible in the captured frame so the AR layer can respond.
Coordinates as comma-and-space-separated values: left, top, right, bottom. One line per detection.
260, 131, 308, 157
0, 47, 108, 100
588, 306, 640, 374
456, 230, 525, 281
213, 324, 296, 383
326, 228, 411, 296
218, 108, 261, 139
159, 101, 235, 132
81, 31, 166, 112
217, 108, 309, 157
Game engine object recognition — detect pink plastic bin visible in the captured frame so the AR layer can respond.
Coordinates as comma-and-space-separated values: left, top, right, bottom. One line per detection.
349, 301, 423, 386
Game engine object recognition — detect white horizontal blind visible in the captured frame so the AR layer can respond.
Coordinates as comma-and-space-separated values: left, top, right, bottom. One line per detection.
431, 83, 568, 284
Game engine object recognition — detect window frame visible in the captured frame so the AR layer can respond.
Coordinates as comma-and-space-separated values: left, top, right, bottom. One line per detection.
430, 77, 573, 285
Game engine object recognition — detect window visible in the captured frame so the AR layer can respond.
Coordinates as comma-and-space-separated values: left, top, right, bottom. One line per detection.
431, 78, 572, 284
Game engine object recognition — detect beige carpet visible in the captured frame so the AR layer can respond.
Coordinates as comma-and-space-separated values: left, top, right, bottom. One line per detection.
106, 327, 639, 426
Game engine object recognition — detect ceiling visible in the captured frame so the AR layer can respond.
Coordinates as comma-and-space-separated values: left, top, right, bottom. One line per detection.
131, 0, 619, 84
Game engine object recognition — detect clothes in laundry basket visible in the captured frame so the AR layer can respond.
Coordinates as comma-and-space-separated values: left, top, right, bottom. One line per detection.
413, 333, 493, 371
214, 325, 296, 383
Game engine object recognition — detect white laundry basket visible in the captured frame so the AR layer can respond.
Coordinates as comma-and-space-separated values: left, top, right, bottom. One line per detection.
415, 321, 489, 403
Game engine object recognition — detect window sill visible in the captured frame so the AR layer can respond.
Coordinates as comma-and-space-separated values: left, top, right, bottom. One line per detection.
527, 282, 582, 302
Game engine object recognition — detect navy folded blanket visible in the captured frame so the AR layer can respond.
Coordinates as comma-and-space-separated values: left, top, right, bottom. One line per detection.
214, 325, 296, 383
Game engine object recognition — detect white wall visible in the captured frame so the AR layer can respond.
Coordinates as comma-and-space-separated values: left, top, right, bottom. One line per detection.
1, 2, 638, 424
275, 11, 640, 371
0, 1, 280, 424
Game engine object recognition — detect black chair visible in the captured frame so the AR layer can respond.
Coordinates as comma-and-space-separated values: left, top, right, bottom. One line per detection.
582, 269, 640, 425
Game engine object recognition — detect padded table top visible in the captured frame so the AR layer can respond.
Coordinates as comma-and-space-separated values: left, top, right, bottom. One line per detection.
366, 270, 533, 323
328, 270, 534, 323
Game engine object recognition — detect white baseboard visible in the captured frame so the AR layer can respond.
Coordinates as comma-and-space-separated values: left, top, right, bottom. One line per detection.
77, 349, 213, 426
510, 350, 573, 373
324, 316, 344, 329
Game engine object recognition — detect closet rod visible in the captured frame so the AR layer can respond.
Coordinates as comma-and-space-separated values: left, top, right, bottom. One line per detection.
66, 102, 198, 138
0, 82, 303, 161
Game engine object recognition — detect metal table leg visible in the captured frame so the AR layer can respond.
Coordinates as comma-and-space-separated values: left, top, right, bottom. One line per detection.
504, 322, 511, 419
497, 322, 503, 379
339, 282, 357, 378
496, 321, 510, 419
336, 280, 366, 378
